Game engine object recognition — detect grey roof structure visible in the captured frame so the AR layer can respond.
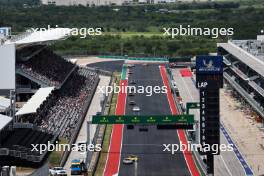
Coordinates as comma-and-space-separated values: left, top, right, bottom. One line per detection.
218, 41, 264, 77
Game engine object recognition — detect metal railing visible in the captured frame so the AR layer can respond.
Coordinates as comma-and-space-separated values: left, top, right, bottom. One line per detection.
224, 72, 264, 118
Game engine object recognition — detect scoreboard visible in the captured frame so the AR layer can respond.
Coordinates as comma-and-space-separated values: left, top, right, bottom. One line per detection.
196, 55, 223, 89
196, 55, 223, 174
199, 89, 220, 151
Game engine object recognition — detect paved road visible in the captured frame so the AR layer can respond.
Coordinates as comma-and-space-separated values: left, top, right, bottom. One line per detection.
87, 60, 124, 72
172, 68, 246, 176
119, 65, 191, 176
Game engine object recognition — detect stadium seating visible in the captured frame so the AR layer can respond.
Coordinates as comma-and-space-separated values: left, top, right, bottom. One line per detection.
0, 128, 54, 167
29, 67, 99, 140
17, 48, 75, 87
16, 45, 45, 59
4, 46, 99, 166
0, 128, 53, 153
0, 44, 99, 167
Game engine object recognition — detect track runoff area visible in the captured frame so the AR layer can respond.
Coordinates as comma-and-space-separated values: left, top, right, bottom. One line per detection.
93, 63, 201, 176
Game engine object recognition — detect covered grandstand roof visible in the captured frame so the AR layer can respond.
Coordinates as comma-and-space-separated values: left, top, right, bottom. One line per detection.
5, 28, 72, 46
218, 41, 264, 77
0, 96, 10, 112
0, 114, 12, 130
16, 87, 54, 116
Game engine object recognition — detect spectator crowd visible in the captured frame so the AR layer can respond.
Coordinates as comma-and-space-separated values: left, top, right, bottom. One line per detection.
31, 68, 99, 140
17, 48, 75, 87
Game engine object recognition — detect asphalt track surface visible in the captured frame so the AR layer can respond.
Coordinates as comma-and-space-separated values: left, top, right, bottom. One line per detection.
119, 64, 191, 176
87, 60, 124, 72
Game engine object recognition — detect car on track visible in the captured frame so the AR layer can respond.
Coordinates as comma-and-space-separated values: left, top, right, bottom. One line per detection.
49, 167, 67, 176
139, 125, 148, 132
130, 80, 136, 84
123, 158, 133, 164
127, 64, 135, 68
128, 92, 135, 96
129, 86, 136, 92
127, 155, 139, 162
132, 106, 140, 112
127, 124, 134, 129
129, 101, 136, 105
123, 155, 139, 164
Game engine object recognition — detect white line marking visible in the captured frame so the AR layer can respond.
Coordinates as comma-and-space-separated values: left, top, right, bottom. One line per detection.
220, 155, 233, 176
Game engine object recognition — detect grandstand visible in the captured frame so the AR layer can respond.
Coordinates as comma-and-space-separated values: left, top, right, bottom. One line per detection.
0, 28, 99, 167
218, 36, 264, 120
16, 47, 77, 90
0, 127, 55, 167
21, 67, 99, 139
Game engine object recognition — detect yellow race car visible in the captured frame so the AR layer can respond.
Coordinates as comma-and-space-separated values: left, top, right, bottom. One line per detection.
123, 155, 139, 164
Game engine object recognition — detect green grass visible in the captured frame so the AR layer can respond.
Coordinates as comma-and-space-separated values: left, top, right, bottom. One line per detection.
94, 73, 120, 176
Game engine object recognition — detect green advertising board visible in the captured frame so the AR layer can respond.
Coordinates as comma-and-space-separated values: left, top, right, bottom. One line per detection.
92, 115, 194, 124
186, 102, 200, 114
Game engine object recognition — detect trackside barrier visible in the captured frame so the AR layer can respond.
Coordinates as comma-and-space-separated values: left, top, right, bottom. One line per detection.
165, 66, 182, 114
165, 66, 207, 176
60, 76, 100, 167
87, 76, 116, 175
